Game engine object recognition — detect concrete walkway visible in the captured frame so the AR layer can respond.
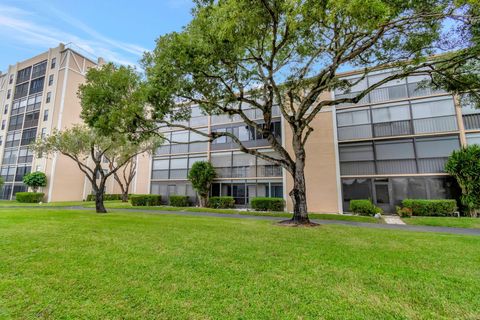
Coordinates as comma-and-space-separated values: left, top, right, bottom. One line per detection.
2, 205, 479, 236
383, 215, 406, 225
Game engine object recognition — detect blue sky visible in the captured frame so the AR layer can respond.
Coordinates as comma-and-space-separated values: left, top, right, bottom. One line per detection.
0, 0, 194, 70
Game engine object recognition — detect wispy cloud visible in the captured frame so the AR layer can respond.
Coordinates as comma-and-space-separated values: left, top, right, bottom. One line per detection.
0, 4, 146, 67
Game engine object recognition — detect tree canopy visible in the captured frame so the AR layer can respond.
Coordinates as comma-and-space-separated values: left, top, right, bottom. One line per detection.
85, 0, 480, 223
31, 125, 161, 213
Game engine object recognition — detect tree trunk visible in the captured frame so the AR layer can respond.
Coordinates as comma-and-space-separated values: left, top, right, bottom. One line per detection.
93, 183, 107, 213
121, 192, 129, 202
283, 133, 312, 225
199, 194, 208, 207
289, 165, 310, 224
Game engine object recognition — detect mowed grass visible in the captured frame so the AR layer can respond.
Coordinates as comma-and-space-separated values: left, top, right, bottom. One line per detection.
404, 216, 480, 229
84, 201, 381, 223
0, 209, 479, 319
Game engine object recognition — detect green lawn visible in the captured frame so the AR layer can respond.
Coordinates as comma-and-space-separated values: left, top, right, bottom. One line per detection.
84, 201, 381, 223
404, 216, 480, 229
0, 200, 87, 207
0, 208, 479, 319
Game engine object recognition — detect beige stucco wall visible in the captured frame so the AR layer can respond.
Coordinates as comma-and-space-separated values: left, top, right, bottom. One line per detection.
284, 97, 340, 213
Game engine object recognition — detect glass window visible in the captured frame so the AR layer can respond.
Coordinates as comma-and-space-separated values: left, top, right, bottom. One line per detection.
337, 108, 370, 126
51, 58, 56, 69
16, 66, 31, 83
416, 136, 460, 158
211, 152, 231, 167
48, 75, 54, 86
411, 98, 455, 119
31, 61, 47, 78
339, 143, 374, 161
188, 156, 208, 168
375, 139, 414, 160
371, 104, 410, 123
43, 109, 49, 121
14, 83, 29, 99
29, 77, 45, 95
170, 157, 188, 169
152, 159, 169, 170
342, 178, 372, 211
46, 92, 51, 103
467, 133, 480, 145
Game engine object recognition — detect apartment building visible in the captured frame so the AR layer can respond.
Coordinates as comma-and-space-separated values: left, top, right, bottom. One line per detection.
0, 44, 101, 200
2, 45, 478, 212
145, 69, 480, 213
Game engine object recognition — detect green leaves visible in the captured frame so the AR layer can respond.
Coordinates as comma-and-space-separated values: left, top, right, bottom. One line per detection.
22, 172, 47, 192
187, 161, 216, 202
78, 63, 151, 140
445, 145, 480, 216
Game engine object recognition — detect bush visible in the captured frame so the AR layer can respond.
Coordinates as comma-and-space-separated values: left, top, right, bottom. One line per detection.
349, 199, 382, 216
396, 205, 412, 218
15, 192, 45, 203
86, 194, 127, 201
130, 194, 161, 206
208, 196, 235, 209
169, 195, 190, 207
22, 172, 47, 192
251, 197, 285, 211
401, 199, 457, 217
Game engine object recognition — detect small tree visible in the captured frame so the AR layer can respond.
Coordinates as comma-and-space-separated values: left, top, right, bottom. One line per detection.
445, 145, 480, 217
22, 171, 47, 193
188, 161, 216, 207
110, 157, 137, 202
31, 125, 160, 213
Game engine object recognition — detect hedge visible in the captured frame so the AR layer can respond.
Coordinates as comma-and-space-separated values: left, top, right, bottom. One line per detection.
349, 199, 382, 216
86, 194, 128, 201
208, 196, 235, 209
16, 192, 45, 203
251, 197, 285, 211
401, 199, 457, 216
130, 194, 161, 206
169, 195, 190, 207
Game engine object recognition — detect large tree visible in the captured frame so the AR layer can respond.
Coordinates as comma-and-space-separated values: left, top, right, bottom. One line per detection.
31, 126, 160, 213
86, 0, 479, 224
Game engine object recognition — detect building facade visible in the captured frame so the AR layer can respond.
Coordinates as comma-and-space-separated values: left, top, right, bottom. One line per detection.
145, 69, 479, 213
2, 45, 479, 213
0, 44, 134, 201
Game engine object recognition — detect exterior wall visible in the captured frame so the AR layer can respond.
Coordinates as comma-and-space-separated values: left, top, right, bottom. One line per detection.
48, 50, 98, 201
284, 103, 340, 213
333, 69, 468, 213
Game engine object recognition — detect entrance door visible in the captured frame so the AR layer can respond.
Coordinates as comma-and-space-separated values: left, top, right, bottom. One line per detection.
374, 180, 393, 213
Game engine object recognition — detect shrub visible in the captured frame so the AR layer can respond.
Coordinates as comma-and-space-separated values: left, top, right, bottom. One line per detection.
188, 161, 216, 207
251, 197, 285, 211
445, 145, 480, 217
22, 172, 47, 192
169, 195, 190, 207
208, 196, 235, 209
130, 194, 161, 206
396, 205, 412, 218
349, 199, 382, 216
401, 199, 457, 217
86, 194, 127, 201
15, 192, 45, 203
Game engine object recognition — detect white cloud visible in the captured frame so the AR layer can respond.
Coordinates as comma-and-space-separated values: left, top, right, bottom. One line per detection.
0, 4, 145, 67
